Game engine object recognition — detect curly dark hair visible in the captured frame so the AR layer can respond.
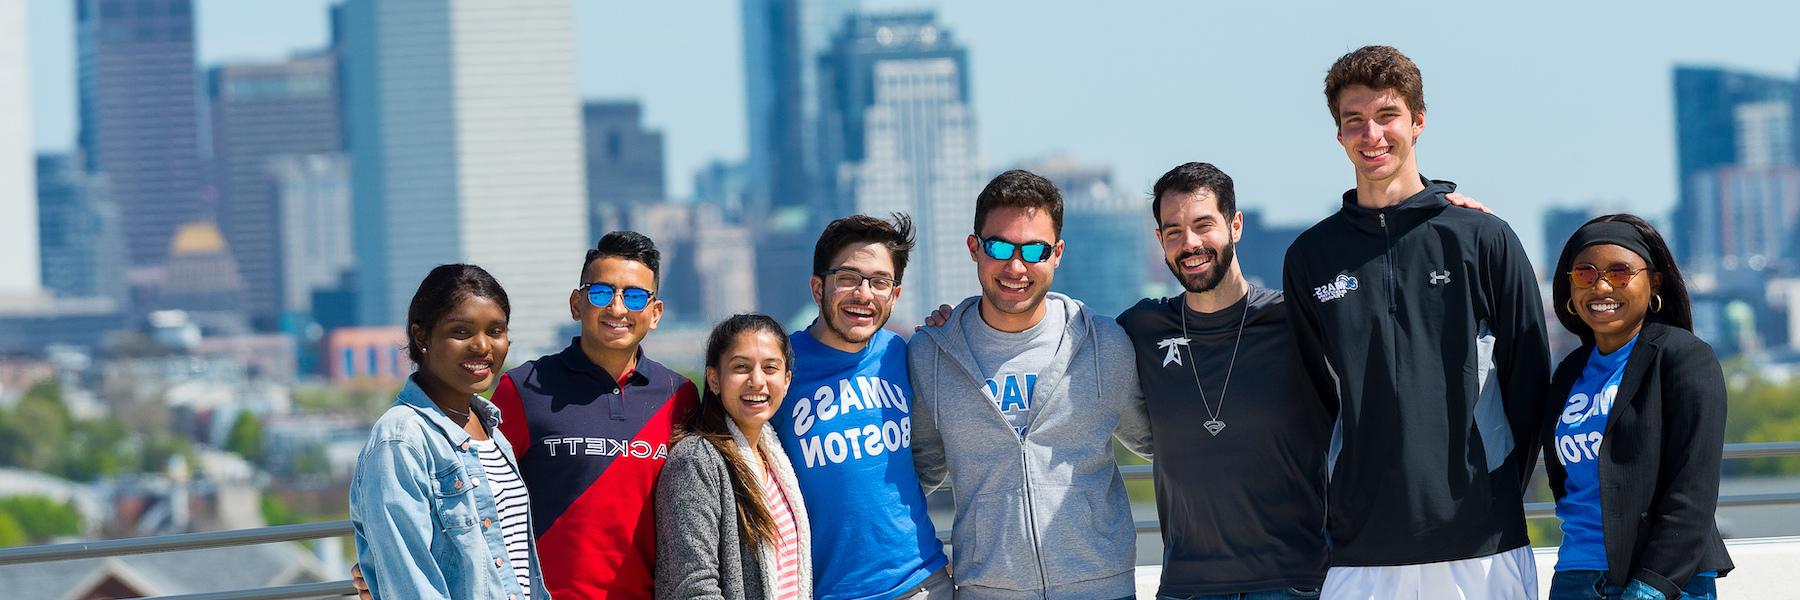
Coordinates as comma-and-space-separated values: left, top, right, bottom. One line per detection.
813, 213, 916, 283
1324, 45, 1426, 124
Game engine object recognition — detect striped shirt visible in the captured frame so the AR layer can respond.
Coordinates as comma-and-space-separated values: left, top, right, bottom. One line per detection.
474, 438, 533, 599
762, 462, 802, 600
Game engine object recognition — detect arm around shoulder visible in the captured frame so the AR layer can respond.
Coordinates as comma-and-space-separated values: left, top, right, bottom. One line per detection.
906, 336, 950, 492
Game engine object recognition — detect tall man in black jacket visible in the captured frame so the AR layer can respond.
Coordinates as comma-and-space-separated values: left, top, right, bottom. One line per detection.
1282, 46, 1552, 599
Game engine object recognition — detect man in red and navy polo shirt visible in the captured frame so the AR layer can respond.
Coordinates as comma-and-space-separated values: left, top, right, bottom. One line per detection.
491, 231, 697, 600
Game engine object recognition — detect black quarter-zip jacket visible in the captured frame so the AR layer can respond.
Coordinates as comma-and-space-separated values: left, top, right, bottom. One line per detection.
1281, 177, 1552, 567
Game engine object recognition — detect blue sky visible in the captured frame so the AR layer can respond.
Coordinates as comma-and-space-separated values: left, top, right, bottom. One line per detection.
26, 0, 1800, 267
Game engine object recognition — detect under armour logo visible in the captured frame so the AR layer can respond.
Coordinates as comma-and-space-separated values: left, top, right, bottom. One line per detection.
1157, 337, 1189, 367
1429, 270, 1451, 285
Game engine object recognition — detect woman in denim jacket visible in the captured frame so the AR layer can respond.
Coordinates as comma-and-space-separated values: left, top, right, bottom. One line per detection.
351, 264, 549, 600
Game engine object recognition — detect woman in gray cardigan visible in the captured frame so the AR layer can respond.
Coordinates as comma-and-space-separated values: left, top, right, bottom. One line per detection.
656, 314, 812, 600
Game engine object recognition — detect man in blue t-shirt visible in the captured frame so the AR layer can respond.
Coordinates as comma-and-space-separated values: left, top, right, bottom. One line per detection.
769, 213, 951, 600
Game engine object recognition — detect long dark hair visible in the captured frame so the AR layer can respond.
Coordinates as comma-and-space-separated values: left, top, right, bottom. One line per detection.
678, 313, 793, 548
405, 264, 511, 363
1551, 214, 1693, 346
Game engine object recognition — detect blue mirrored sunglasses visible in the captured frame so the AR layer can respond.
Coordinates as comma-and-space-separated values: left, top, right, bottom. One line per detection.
979, 237, 1054, 263
582, 283, 654, 311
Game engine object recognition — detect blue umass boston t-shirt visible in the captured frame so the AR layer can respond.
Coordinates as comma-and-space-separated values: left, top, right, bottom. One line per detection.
771, 327, 947, 600
1553, 335, 1637, 572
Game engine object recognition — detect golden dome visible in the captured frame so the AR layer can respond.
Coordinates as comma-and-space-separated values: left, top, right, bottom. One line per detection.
170, 221, 229, 256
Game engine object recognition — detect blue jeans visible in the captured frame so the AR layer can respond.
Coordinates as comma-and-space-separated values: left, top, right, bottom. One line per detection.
1158, 587, 1322, 600
1548, 570, 1717, 600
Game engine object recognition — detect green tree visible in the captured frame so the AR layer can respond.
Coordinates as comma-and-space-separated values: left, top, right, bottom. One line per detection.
0, 511, 25, 548
225, 410, 264, 463
0, 495, 83, 543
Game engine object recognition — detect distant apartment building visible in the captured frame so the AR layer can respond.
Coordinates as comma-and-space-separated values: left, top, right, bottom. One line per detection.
340, 0, 588, 354
324, 327, 410, 387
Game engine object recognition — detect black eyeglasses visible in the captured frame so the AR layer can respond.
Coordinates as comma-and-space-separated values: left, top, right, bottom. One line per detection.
978, 237, 1054, 263
819, 268, 898, 295
580, 283, 655, 311
1568, 264, 1650, 289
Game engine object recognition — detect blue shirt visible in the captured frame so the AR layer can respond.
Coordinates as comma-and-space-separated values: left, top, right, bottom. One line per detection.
1553, 336, 1637, 572
771, 327, 948, 600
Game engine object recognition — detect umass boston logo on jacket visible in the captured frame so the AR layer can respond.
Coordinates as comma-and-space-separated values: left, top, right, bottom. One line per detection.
1312, 273, 1360, 303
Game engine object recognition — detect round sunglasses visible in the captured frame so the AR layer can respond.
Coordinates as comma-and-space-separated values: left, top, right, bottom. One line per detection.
580, 283, 655, 311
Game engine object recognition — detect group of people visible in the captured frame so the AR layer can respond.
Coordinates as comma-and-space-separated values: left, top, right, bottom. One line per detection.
347, 45, 1735, 600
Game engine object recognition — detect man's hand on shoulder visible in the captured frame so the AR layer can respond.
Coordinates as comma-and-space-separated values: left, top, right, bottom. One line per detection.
916, 303, 954, 330
1445, 192, 1492, 214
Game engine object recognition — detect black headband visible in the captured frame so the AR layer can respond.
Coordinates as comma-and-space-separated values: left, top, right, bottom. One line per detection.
1567, 220, 1657, 271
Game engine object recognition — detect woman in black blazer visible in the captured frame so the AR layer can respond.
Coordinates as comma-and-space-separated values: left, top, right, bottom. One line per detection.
1542, 214, 1733, 600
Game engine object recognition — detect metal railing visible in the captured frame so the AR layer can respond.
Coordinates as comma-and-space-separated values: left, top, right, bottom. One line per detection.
3, 441, 1798, 599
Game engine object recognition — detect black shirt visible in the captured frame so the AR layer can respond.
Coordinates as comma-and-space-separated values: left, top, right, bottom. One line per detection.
1117, 286, 1330, 596
1281, 178, 1552, 566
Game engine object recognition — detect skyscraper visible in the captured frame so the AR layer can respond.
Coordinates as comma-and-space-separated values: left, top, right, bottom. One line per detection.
37, 154, 123, 301
0, 2, 37, 294
76, 0, 205, 269
741, 0, 860, 216
210, 55, 343, 330
819, 11, 982, 323
341, 0, 587, 352
583, 100, 666, 240
1672, 66, 1797, 266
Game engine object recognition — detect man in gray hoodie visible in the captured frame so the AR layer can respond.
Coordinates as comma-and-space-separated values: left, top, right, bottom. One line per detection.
909, 169, 1154, 600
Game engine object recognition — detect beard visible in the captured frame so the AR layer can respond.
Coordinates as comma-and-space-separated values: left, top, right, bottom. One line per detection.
821, 295, 887, 345
1166, 239, 1237, 294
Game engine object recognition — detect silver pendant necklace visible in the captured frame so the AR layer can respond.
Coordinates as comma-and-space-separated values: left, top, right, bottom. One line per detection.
1179, 292, 1250, 436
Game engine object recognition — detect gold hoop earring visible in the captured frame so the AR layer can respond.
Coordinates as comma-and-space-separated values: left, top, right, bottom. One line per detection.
1651, 295, 1663, 313
1566, 298, 1578, 316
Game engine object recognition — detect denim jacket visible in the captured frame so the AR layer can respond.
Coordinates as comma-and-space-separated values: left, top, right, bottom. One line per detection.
350, 377, 551, 600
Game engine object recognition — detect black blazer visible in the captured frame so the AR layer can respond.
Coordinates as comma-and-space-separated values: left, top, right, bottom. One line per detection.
1541, 321, 1734, 597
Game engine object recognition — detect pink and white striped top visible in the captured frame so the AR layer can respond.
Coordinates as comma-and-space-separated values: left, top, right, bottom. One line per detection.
761, 462, 802, 600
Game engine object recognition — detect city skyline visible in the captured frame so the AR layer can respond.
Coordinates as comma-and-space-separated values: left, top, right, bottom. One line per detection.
24, 0, 1800, 270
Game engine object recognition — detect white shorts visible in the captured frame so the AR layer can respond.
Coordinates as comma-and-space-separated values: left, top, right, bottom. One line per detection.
1322, 545, 1538, 600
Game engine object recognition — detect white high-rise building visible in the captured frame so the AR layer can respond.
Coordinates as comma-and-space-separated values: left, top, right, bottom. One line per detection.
343, 0, 587, 353
823, 13, 983, 327
0, 2, 38, 294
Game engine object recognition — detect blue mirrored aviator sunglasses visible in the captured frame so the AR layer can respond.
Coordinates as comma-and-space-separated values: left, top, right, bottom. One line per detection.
582, 283, 655, 311
979, 237, 1054, 263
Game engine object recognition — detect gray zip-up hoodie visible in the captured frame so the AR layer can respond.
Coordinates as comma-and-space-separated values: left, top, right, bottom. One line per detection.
908, 292, 1153, 600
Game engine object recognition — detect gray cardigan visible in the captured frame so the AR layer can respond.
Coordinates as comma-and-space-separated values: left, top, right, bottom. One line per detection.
655, 422, 812, 600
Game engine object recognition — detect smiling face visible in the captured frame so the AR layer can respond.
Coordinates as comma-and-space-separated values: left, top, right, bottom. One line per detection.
967, 205, 1062, 332
705, 329, 793, 433
1334, 84, 1425, 187
412, 294, 511, 396
810, 241, 902, 351
1157, 188, 1242, 295
1570, 243, 1661, 349
570, 256, 662, 355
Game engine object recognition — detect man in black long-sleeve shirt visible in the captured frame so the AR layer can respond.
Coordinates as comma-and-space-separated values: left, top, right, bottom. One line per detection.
1281, 45, 1552, 599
